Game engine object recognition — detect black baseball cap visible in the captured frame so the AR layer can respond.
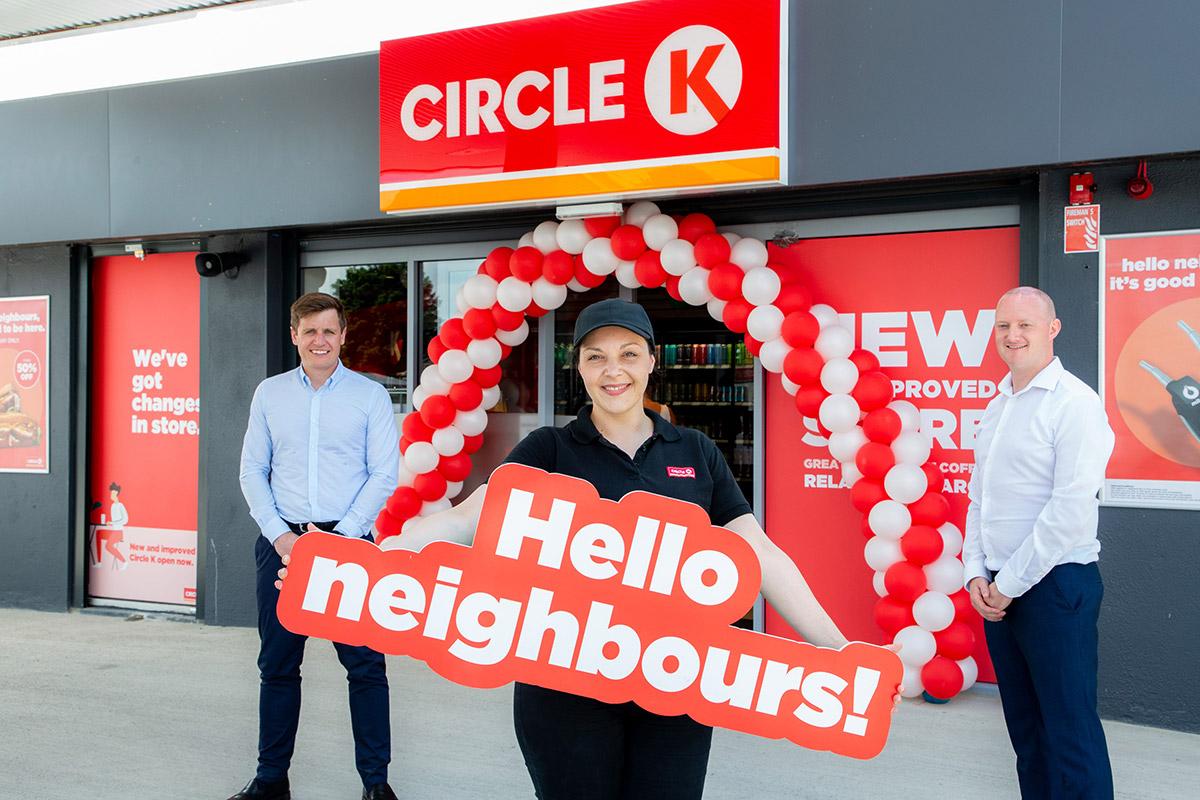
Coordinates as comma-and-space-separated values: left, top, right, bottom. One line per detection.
573, 298, 655, 348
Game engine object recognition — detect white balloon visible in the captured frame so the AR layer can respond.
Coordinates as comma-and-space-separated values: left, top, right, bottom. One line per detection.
396, 457, 415, 488
818, 393, 861, 434
481, 385, 502, 410
925, 557, 964, 594
531, 277, 568, 311
864, 535, 903, 572
746, 305, 784, 342
437, 350, 474, 384
938, 522, 964, 558
828, 427, 867, 463
532, 220, 560, 254
815, 325, 855, 360
495, 321, 529, 347
893, 430, 932, 465
721, 232, 742, 246
624, 201, 660, 226
420, 364, 451, 396
706, 298, 727, 322
582, 237, 618, 275
900, 664, 925, 698
462, 274, 499, 310
421, 498, 452, 516
466, 338, 502, 369
758, 337, 790, 373
730, 237, 769, 271
400, 518, 418, 535
555, 219, 591, 254
660, 239, 697, 276
912, 591, 955, 632
957, 656, 979, 692
779, 374, 799, 396
566, 278, 587, 293
809, 303, 840, 328
642, 214, 679, 250
455, 287, 470, 315
454, 407, 488, 436
894, 625, 937, 667
615, 259, 639, 288
872, 570, 888, 598
868, 499, 912, 539
410, 385, 428, 411
884, 463, 929, 504
677, 267, 713, 305
888, 400, 922, 432
820, 357, 860, 395
496, 277, 533, 312
841, 460, 864, 487
741, 267, 781, 306
517, 232, 535, 249
403, 441, 439, 475
445, 480, 464, 500
431, 426, 465, 457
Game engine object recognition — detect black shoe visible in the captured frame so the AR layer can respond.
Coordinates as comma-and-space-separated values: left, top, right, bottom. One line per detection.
227, 777, 290, 800
362, 784, 398, 800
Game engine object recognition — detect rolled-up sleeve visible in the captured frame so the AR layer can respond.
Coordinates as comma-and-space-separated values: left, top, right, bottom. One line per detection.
240, 385, 290, 544
336, 384, 400, 537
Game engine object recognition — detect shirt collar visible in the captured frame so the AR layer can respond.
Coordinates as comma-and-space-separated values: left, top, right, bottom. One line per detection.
569, 405, 682, 444
297, 359, 346, 390
998, 356, 1063, 397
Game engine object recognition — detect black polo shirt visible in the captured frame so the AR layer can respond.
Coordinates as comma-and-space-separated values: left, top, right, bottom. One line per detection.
503, 406, 752, 526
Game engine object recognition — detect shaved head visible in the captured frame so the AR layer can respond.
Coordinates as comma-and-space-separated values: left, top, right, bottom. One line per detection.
998, 286, 1056, 321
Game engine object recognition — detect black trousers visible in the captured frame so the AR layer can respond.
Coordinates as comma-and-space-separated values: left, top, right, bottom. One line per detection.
254, 529, 390, 786
984, 562, 1113, 800
513, 682, 713, 800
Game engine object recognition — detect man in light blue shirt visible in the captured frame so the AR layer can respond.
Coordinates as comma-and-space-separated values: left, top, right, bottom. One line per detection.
233, 292, 399, 800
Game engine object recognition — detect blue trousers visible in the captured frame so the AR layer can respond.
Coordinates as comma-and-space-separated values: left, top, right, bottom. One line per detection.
254, 534, 390, 786
984, 562, 1113, 800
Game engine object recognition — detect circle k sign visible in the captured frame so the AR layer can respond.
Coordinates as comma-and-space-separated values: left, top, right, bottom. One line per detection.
645, 25, 744, 136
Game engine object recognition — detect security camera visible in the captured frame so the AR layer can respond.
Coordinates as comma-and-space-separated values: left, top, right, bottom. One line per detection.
195, 251, 244, 278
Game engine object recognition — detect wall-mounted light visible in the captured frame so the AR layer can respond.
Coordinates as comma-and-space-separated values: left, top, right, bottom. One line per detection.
1127, 159, 1154, 200
555, 202, 624, 220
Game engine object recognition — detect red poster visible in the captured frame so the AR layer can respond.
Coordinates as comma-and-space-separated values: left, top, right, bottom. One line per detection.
88, 253, 200, 607
379, 0, 785, 213
0, 295, 50, 473
764, 228, 1020, 683
1064, 204, 1101, 254
1100, 231, 1200, 509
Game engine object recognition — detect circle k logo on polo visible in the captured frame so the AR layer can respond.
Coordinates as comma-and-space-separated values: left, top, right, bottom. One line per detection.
644, 25, 743, 136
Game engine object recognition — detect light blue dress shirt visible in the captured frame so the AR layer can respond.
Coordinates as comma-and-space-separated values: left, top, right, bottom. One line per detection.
239, 360, 399, 543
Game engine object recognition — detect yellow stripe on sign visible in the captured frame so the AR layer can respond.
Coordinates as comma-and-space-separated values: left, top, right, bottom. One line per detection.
379, 156, 780, 213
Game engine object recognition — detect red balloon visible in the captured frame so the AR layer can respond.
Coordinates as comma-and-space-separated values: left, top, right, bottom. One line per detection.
583, 216, 621, 237
852, 371, 895, 412
794, 386, 827, 418
677, 213, 717, 243
427, 336, 448, 364
440, 318, 471, 350
610, 224, 648, 261
850, 479, 887, 513
743, 334, 763, 358
922, 656, 965, 700
664, 274, 683, 302
874, 596, 916, 637
775, 283, 812, 314
862, 516, 876, 539
419, 394, 456, 429
768, 261, 800, 286
633, 250, 667, 288
781, 311, 820, 349
899, 525, 944, 565
573, 254, 606, 288
509, 246, 544, 282
438, 452, 473, 483
884, 561, 927, 603
462, 433, 484, 454
783, 347, 825, 387
921, 462, 944, 493
722, 299, 753, 333
707, 262, 744, 301
401, 413, 434, 442
492, 306, 525, 331
694, 233, 732, 268
934, 621, 976, 660
374, 508, 402, 539
909, 491, 951, 527
542, 250, 575, 285
385, 487, 422, 521
849, 348, 881, 373
448, 379, 483, 411
473, 364, 503, 387
483, 247, 513, 281
862, 407, 903, 444
951, 590, 974, 624
413, 470, 448, 502
398, 436, 412, 453
855, 441, 896, 480
525, 301, 550, 318
499, 343, 513, 360
462, 307, 497, 340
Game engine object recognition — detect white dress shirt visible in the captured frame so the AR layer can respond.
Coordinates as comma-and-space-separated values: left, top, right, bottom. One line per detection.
963, 357, 1114, 598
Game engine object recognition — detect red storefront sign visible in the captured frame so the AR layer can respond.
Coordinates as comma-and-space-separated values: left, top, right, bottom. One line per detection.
0, 295, 50, 473
379, 0, 786, 213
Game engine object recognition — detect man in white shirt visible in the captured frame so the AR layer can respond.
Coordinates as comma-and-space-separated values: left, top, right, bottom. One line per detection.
964, 287, 1115, 800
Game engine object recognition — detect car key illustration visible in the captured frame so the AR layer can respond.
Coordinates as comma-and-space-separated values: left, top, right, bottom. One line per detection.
1139, 320, 1200, 444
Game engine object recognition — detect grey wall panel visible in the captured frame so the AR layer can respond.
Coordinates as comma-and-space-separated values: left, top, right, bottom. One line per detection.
790, 0, 1062, 185
1061, 0, 1200, 162
108, 56, 382, 239
0, 94, 110, 246
0, 245, 74, 610
1039, 158, 1200, 733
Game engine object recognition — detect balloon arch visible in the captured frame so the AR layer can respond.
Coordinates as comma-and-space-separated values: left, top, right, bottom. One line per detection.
375, 201, 979, 701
